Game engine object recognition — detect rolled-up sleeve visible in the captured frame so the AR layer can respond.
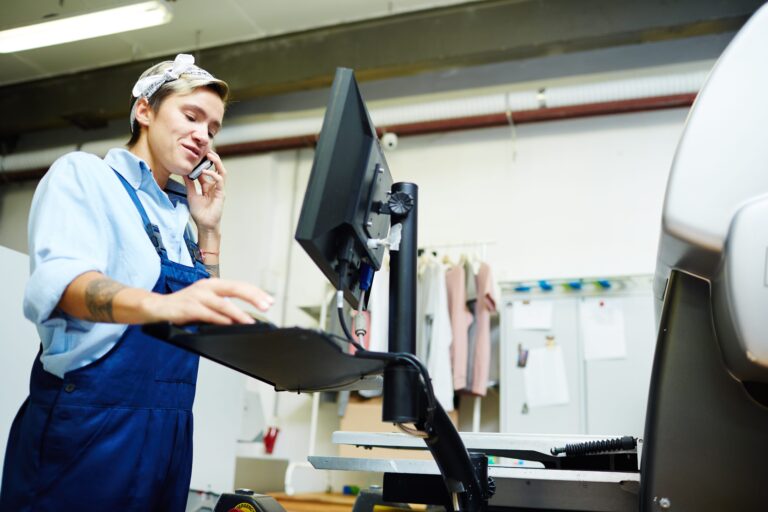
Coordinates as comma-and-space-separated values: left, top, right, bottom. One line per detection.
23, 154, 110, 326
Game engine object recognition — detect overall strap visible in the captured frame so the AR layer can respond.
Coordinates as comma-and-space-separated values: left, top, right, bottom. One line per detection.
183, 227, 205, 266
112, 169, 167, 258
168, 189, 205, 266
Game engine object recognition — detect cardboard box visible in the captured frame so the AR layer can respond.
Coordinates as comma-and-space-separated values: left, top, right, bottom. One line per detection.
338, 396, 458, 460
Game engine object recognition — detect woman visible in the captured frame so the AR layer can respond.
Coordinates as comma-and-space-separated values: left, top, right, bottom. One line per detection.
0, 54, 272, 511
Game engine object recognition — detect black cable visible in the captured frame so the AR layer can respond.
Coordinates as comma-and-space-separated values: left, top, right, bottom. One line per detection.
352, 348, 438, 426
336, 259, 360, 347
337, 304, 359, 346
328, 333, 436, 415
396, 352, 438, 415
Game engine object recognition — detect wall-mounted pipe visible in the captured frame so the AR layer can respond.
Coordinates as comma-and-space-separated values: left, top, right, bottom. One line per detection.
2, 145, 78, 176
0, 70, 705, 184
379, 93, 696, 136
212, 92, 696, 159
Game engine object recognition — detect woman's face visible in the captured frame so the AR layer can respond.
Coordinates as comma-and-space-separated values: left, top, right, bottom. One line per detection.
145, 87, 225, 176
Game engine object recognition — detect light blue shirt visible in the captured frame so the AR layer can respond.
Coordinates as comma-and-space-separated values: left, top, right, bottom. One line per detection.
24, 148, 194, 378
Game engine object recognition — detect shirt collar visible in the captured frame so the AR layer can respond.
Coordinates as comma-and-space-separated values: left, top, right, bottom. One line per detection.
104, 148, 152, 190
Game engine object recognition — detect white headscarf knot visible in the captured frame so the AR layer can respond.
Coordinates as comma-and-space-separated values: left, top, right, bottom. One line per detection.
129, 54, 215, 131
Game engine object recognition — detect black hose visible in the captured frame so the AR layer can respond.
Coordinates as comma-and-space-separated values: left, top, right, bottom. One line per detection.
551, 436, 637, 456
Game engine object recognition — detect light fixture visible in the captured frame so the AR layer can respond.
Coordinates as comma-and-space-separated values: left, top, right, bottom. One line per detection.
0, 1, 173, 53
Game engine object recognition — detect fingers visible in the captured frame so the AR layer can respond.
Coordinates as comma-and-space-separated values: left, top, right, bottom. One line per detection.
183, 174, 198, 195
201, 151, 226, 188
168, 291, 253, 325
206, 151, 227, 181
199, 167, 224, 191
202, 278, 275, 312
187, 304, 235, 325
148, 291, 235, 326
166, 279, 274, 326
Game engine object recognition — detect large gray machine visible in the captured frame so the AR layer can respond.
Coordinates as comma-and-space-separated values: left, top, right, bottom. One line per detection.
643, 3, 768, 511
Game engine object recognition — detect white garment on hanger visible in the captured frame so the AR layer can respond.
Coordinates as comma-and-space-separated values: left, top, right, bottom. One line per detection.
417, 259, 454, 411
416, 257, 434, 364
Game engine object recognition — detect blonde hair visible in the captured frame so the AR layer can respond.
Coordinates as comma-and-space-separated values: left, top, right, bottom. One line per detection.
127, 60, 229, 147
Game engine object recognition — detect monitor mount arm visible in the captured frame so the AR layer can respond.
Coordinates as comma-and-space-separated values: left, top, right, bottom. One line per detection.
357, 181, 493, 511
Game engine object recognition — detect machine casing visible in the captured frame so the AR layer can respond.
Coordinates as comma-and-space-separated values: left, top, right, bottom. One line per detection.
642, 4, 768, 511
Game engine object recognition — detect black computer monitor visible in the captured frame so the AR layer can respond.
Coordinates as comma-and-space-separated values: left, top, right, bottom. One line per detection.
295, 68, 394, 309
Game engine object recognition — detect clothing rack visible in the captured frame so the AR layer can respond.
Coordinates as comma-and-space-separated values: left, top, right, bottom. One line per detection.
419, 241, 496, 433
418, 240, 495, 261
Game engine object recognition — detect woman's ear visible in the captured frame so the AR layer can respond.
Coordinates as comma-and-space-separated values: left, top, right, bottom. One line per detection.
134, 97, 152, 129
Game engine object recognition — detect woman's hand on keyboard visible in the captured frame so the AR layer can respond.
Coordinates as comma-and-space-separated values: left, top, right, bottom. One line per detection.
142, 278, 274, 325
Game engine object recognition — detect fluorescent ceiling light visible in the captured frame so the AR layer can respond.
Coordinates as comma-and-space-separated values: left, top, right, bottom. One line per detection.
0, 1, 173, 53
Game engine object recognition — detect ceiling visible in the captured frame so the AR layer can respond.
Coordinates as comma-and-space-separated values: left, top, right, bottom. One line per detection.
0, 0, 483, 87
0, 0, 764, 143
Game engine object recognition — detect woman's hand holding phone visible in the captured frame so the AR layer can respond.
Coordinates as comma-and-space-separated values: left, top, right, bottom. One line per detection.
185, 152, 226, 239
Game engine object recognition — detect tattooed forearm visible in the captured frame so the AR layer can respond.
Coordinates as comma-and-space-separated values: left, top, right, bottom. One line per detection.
84, 278, 127, 322
204, 264, 220, 278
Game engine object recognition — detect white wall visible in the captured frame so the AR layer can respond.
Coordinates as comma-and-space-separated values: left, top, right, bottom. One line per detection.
0, 246, 41, 485
189, 360, 245, 493
0, 183, 35, 254
384, 109, 686, 281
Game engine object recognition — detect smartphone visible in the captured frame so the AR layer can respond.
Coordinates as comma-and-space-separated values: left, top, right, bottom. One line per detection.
189, 158, 213, 180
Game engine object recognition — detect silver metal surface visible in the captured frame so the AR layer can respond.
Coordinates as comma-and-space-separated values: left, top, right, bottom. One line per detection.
309, 455, 640, 511
714, 194, 768, 379
656, 2, 768, 379
332, 431, 639, 466
655, 3, 768, 301
310, 455, 638, 482
310, 455, 436, 474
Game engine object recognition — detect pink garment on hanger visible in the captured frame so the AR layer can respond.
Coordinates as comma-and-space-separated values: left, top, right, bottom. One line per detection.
446, 265, 473, 391
468, 262, 496, 396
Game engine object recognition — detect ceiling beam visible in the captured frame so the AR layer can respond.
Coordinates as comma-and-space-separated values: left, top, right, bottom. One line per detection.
0, 0, 762, 138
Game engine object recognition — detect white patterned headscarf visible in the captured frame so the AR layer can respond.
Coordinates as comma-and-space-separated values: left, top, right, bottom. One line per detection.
129, 54, 225, 131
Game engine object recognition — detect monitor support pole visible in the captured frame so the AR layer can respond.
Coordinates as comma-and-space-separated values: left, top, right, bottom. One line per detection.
383, 181, 420, 423
373, 181, 491, 511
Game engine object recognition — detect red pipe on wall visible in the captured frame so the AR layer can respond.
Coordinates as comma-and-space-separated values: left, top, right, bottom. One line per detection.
0, 93, 696, 184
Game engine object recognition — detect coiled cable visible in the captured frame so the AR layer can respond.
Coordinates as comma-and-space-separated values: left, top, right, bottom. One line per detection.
550, 436, 637, 456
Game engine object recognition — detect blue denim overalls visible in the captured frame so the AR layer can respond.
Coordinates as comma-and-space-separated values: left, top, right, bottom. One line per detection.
1, 170, 209, 511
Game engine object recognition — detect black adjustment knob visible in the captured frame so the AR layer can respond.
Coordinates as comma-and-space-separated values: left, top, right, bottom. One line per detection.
387, 191, 414, 215
235, 488, 255, 496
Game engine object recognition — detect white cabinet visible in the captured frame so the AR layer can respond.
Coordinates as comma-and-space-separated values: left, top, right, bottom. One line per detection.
0, 246, 40, 486
501, 298, 584, 434
499, 280, 655, 438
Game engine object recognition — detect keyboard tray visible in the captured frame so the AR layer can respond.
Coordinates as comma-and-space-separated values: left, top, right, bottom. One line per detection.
143, 323, 386, 392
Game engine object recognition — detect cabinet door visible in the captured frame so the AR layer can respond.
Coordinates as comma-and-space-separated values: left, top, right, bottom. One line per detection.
500, 298, 583, 434
585, 294, 655, 437
500, 292, 656, 437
